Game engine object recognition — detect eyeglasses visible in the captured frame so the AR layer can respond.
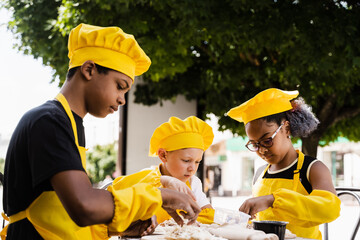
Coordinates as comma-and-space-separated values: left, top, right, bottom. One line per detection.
245, 123, 284, 152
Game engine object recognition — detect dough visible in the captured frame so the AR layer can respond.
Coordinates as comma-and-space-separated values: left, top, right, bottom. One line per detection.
208, 224, 279, 240
146, 220, 279, 240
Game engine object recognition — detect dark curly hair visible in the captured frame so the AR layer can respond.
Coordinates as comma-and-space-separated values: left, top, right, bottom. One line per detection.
261, 97, 319, 138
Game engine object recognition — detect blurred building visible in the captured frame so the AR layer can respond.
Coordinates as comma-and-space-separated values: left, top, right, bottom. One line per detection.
204, 136, 360, 197
120, 78, 197, 176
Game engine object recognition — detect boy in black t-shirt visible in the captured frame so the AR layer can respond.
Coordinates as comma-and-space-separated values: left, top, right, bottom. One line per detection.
3, 23, 201, 239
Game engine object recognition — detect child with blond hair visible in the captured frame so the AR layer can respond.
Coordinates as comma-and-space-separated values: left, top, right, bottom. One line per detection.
111, 116, 215, 224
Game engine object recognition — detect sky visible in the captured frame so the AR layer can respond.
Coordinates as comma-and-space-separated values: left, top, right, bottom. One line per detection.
0, 9, 59, 138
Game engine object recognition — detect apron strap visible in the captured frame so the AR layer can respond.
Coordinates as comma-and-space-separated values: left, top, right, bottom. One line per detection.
55, 93, 87, 169
293, 150, 305, 191
1, 209, 27, 234
8, 210, 26, 224
253, 164, 270, 185
263, 164, 271, 177
1, 213, 9, 222
55, 93, 79, 147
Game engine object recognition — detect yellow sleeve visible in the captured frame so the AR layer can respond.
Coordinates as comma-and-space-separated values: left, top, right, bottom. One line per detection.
90, 224, 109, 240
112, 169, 162, 190
197, 208, 215, 224
106, 183, 162, 233
272, 189, 341, 227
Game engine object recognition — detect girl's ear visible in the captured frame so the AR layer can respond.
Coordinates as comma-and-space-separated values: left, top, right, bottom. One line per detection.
157, 148, 167, 163
284, 120, 291, 138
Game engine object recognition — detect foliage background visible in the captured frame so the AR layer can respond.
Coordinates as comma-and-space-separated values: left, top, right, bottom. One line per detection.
2, 0, 360, 156
86, 143, 117, 184
0, 157, 4, 175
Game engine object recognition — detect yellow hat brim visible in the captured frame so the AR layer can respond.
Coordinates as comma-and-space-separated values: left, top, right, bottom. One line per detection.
227, 88, 299, 125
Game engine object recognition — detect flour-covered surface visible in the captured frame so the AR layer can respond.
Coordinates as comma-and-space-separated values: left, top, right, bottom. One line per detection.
284, 229, 297, 239
153, 219, 226, 240
141, 219, 280, 240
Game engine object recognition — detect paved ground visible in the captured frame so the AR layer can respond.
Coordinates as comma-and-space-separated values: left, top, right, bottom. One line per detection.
1, 188, 358, 239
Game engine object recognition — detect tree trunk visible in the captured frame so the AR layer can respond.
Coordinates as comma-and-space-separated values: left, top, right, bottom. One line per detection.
196, 99, 206, 188
117, 94, 128, 176
301, 134, 321, 158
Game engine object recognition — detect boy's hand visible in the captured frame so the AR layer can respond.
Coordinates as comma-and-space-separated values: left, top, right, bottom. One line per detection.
160, 188, 201, 226
109, 215, 157, 237
238, 194, 275, 219
160, 176, 196, 201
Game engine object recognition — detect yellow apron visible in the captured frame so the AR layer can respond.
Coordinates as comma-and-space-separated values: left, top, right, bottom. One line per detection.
253, 150, 322, 240
1, 93, 93, 240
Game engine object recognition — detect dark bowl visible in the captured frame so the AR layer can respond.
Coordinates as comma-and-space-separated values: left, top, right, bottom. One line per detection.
252, 220, 288, 240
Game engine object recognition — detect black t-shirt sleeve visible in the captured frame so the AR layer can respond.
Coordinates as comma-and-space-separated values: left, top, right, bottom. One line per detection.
4, 101, 87, 238
28, 113, 84, 188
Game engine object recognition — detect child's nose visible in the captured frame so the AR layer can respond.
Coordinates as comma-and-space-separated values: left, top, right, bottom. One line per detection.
258, 145, 268, 154
117, 94, 126, 105
188, 163, 195, 171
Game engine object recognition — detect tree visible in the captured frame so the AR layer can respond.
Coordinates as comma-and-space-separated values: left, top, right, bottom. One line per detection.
86, 143, 117, 184
3, 0, 360, 157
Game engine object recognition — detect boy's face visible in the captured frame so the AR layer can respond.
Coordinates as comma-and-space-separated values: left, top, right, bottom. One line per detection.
85, 69, 132, 118
162, 148, 204, 183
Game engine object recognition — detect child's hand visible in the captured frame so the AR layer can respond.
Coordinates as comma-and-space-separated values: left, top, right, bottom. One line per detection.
238, 194, 275, 219
160, 188, 201, 226
160, 175, 196, 201
109, 215, 158, 237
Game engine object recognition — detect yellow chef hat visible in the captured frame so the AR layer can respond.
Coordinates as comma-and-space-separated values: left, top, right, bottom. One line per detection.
227, 88, 299, 125
149, 116, 214, 157
68, 23, 151, 81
